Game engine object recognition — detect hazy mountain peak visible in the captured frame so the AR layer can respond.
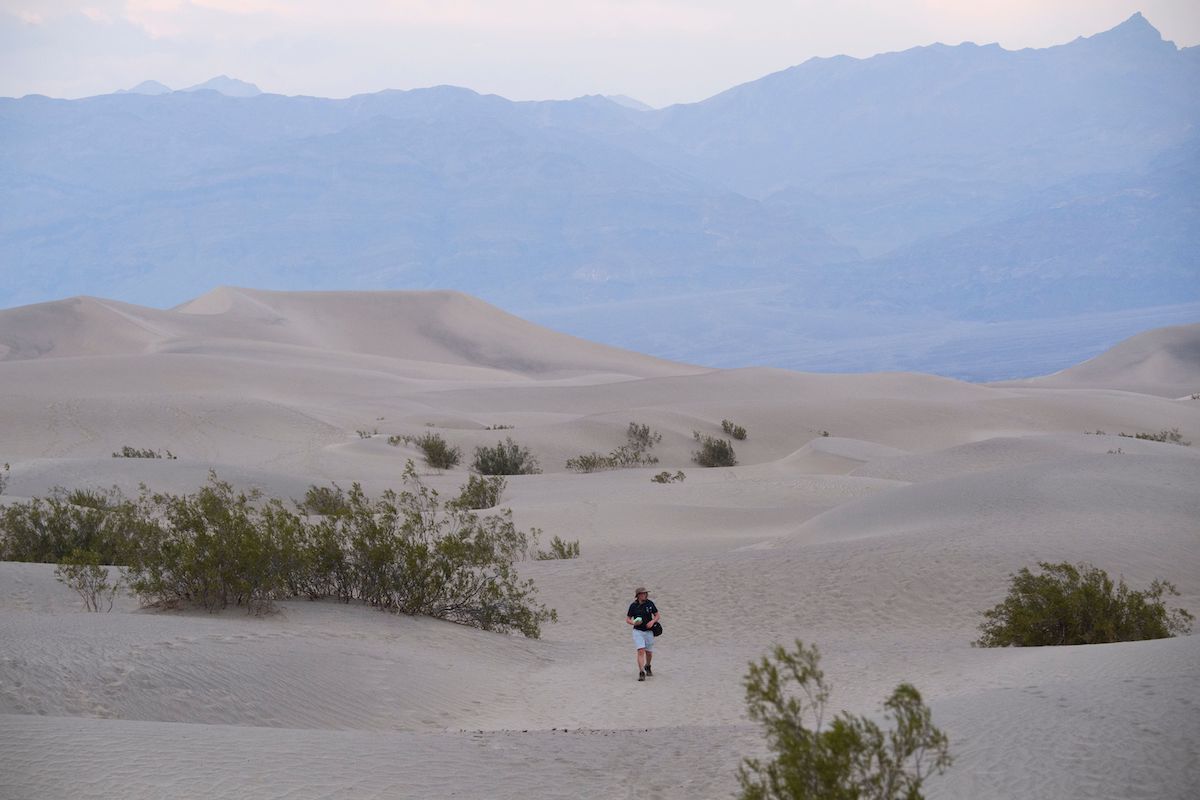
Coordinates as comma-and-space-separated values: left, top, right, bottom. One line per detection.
1079, 11, 1169, 49
179, 75, 262, 97
116, 79, 171, 95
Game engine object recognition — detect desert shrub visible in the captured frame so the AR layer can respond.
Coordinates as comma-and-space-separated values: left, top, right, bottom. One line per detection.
386, 435, 408, 446
565, 452, 610, 473
55, 548, 123, 612
535, 535, 581, 560
473, 438, 541, 475
414, 432, 462, 470
356, 429, 378, 439
739, 640, 951, 800
566, 422, 664, 473
450, 475, 507, 510
113, 446, 175, 459
1117, 428, 1190, 446
485, 424, 514, 430
651, 470, 686, 484
0, 487, 144, 564
975, 561, 1194, 647
11, 468, 557, 636
722, 419, 748, 440
330, 463, 555, 635
125, 476, 289, 614
0, 462, 8, 495
297, 484, 350, 517
692, 431, 737, 467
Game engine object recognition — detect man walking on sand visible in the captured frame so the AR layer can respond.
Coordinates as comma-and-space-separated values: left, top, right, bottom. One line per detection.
626, 587, 660, 682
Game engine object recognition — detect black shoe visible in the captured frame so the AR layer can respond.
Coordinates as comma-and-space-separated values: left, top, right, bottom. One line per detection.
638, 671, 646, 681
644, 664, 652, 676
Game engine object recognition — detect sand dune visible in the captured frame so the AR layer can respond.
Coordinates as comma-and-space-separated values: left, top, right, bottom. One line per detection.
1, 291, 1198, 799
998, 322, 1200, 398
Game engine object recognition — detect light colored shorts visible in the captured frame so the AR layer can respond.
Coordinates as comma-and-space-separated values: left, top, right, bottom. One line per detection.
632, 628, 655, 650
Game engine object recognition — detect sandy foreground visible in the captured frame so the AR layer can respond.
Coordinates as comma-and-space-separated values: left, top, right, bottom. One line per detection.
1, 289, 1198, 799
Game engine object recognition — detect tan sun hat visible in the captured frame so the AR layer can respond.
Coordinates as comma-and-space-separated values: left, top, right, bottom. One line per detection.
635, 587, 648, 595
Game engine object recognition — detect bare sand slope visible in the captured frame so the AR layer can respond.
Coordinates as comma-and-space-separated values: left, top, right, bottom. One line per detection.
996, 322, 1200, 399
1, 292, 1198, 799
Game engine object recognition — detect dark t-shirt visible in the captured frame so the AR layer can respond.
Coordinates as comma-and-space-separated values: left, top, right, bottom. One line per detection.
627, 599, 658, 631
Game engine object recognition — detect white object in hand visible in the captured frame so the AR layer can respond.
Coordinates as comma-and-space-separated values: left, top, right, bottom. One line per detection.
633, 617, 643, 625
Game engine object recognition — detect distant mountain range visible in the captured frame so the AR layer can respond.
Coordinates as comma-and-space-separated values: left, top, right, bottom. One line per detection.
1, 12, 1196, 378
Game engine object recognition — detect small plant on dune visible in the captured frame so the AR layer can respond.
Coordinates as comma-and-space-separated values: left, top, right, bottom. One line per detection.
722, 419, 748, 440
534, 535, 581, 560
296, 484, 350, 517
413, 432, 462, 470
0, 462, 8, 495
651, 470, 686, 484
55, 548, 124, 612
112, 446, 176, 459
567, 422, 662, 472
692, 431, 737, 468
485, 424, 514, 430
1117, 428, 1190, 446
739, 640, 952, 800
356, 429, 378, 440
472, 437, 541, 475
449, 475, 507, 510
975, 561, 1194, 647
819, 430, 830, 438
386, 434, 408, 447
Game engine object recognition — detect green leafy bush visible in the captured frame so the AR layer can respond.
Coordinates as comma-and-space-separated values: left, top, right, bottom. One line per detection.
722, 419, 748, 440
651, 470, 686, 484
297, 484, 350, 517
739, 640, 951, 800
976, 561, 1194, 647
121, 466, 556, 635
450, 475, 507, 510
125, 476, 287, 614
692, 431, 737, 467
414, 432, 462, 470
534, 535, 581, 560
0, 487, 145, 564
55, 549, 123, 612
112, 446, 176, 459
473, 437, 541, 475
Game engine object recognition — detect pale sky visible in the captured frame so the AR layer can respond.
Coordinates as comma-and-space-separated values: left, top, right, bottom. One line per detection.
2, 1, 1198, 106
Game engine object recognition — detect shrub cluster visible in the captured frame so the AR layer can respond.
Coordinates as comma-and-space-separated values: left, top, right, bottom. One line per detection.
113, 446, 176, 459
413, 432, 462, 470
976, 561, 1193, 647
739, 640, 951, 800
651, 470, 686, 484
692, 431, 737, 467
0, 462, 8, 495
1, 467, 557, 637
296, 484, 350, 517
473, 437, 541, 475
450, 475, 507, 510
566, 422, 662, 473
0, 487, 148, 564
1117, 428, 1190, 446
721, 419, 748, 440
